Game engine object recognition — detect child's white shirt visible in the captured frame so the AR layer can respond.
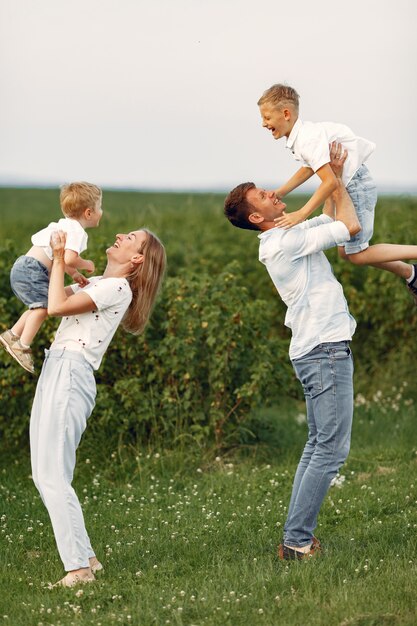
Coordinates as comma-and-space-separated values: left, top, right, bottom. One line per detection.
31, 217, 88, 260
50, 276, 132, 370
286, 119, 376, 186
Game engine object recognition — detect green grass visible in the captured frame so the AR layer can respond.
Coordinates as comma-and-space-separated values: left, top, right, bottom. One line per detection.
1, 395, 417, 626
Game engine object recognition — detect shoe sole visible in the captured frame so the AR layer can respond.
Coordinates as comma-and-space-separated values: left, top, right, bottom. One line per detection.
278, 543, 320, 561
0, 337, 35, 374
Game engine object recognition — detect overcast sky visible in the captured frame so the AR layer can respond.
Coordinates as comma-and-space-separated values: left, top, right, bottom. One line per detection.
1, 0, 416, 191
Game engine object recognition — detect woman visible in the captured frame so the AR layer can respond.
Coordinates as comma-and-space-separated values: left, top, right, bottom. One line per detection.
30, 228, 166, 587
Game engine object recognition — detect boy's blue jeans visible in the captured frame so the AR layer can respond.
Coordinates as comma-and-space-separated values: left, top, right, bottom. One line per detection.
284, 341, 354, 547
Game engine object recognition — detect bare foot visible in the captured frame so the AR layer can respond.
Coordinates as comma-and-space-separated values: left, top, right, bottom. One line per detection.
51, 567, 95, 588
89, 556, 103, 573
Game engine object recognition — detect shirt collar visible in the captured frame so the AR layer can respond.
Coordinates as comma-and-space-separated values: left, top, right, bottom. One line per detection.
286, 118, 303, 149
258, 226, 280, 240
63, 217, 85, 231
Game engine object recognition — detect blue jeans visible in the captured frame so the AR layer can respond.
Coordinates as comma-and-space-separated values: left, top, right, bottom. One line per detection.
284, 341, 354, 547
10, 255, 49, 309
344, 165, 377, 254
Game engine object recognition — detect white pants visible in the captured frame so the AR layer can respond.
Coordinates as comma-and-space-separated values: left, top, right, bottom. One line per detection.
30, 349, 97, 571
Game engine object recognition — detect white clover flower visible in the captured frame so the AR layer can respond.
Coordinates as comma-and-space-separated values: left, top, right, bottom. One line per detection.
294, 413, 306, 424
330, 474, 346, 488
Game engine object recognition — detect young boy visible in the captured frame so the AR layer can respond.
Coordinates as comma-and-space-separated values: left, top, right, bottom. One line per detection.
257, 83, 417, 302
0, 182, 103, 374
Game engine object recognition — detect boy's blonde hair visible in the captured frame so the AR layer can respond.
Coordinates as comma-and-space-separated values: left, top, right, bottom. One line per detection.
257, 84, 300, 113
60, 182, 102, 219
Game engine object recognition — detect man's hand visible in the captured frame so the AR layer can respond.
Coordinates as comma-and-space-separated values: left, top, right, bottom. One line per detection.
274, 209, 306, 229
329, 141, 347, 179
72, 271, 89, 287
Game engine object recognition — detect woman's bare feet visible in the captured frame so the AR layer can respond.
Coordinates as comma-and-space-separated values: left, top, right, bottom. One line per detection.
52, 567, 95, 588
89, 556, 103, 573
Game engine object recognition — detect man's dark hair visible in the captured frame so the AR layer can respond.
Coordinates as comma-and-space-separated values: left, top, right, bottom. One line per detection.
224, 182, 260, 231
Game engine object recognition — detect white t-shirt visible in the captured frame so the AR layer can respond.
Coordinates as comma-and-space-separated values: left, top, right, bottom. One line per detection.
286, 118, 375, 186
31, 217, 88, 260
258, 215, 356, 360
50, 276, 132, 370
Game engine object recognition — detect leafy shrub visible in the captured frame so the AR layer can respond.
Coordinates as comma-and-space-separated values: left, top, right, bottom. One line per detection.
0, 247, 292, 450
94, 261, 292, 449
2, 188, 417, 453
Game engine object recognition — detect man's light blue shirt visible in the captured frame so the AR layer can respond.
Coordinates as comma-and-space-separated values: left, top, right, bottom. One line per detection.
258, 215, 356, 360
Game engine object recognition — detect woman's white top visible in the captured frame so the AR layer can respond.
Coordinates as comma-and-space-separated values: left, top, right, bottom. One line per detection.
50, 276, 132, 369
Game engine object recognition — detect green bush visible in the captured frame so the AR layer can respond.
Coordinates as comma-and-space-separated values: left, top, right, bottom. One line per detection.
2, 188, 417, 453
94, 261, 292, 449
0, 248, 292, 450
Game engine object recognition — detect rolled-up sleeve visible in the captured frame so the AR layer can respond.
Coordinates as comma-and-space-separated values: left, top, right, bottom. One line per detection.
280, 220, 350, 258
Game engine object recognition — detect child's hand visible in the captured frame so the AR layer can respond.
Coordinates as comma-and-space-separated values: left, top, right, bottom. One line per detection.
72, 271, 89, 288
274, 210, 305, 229
84, 260, 95, 274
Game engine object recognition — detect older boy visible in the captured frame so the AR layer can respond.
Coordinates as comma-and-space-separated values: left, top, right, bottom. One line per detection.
0, 182, 102, 373
224, 144, 359, 559
258, 83, 417, 303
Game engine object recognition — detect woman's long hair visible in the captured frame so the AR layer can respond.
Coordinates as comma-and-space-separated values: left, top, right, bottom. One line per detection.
122, 228, 166, 335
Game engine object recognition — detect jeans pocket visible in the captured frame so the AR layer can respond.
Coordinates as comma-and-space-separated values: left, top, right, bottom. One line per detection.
293, 359, 322, 398
350, 183, 375, 213
330, 346, 351, 359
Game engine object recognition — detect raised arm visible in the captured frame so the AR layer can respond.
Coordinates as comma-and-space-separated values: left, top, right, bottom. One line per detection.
276, 163, 338, 229
332, 181, 361, 236
275, 166, 314, 198
48, 231, 97, 317
328, 142, 361, 236
64, 249, 95, 273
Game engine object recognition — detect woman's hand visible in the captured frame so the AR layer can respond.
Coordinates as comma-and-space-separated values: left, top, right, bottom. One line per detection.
50, 230, 67, 260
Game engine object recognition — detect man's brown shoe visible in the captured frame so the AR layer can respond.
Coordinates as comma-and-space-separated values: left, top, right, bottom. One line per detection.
278, 537, 321, 561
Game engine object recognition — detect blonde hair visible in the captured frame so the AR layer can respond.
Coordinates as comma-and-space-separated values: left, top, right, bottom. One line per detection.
60, 182, 102, 219
257, 83, 300, 113
122, 228, 166, 335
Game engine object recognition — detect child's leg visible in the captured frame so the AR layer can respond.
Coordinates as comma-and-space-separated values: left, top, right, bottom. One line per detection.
20, 308, 48, 346
339, 246, 413, 279
366, 260, 413, 279
346, 244, 417, 276
11, 310, 32, 337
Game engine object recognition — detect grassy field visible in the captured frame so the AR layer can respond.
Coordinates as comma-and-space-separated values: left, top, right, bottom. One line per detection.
1, 188, 417, 625
1, 393, 417, 626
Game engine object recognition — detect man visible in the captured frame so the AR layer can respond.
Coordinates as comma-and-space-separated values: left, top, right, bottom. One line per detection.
224, 143, 360, 560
